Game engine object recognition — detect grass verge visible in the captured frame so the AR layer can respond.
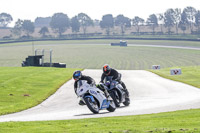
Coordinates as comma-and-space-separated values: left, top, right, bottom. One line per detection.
149, 66, 200, 88
0, 66, 200, 133
0, 109, 200, 133
0, 67, 79, 115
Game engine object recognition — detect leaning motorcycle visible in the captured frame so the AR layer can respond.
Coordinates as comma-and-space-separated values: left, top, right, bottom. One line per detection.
102, 76, 130, 107
76, 80, 116, 114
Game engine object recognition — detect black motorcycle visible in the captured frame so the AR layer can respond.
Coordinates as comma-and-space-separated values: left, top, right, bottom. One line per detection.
102, 76, 130, 107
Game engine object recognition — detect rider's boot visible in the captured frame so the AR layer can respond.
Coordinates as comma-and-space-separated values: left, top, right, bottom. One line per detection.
97, 83, 112, 100
124, 89, 129, 97
121, 81, 129, 97
104, 90, 112, 101
79, 100, 86, 106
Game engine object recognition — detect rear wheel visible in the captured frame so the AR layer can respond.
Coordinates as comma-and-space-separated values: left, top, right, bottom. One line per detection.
84, 97, 99, 114
123, 97, 130, 106
110, 91, 120, 107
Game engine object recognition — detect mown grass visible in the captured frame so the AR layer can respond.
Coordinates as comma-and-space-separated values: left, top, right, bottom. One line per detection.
0, 67, 78, 115
0, 40, 200, 132
150, 66, 200, 88
1, 39, 200, 47
0, 44, 200, 69
0, 108, 200, 133
0, 66, 200, 133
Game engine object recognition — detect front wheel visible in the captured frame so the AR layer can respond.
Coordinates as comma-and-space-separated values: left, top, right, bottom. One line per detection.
107, 100, 116, 112
84, 97, 99, 114
110, 91, 120, 107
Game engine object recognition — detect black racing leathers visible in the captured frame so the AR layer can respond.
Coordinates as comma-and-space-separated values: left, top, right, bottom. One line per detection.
100, 68, 119, 83
74, 75, 95, 95
100, 68, 127, 92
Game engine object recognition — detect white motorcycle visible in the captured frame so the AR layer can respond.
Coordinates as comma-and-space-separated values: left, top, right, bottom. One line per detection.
76, 80, 116, 114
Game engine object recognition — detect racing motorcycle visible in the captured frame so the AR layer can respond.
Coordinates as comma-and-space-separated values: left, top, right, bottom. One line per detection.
102, 76, 130, 107
76, 80, 116, 114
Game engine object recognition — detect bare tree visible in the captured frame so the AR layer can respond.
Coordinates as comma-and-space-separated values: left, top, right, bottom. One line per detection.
100, 14, 114, 36
183, 6, 197, 32
11, 19, 23, 37
178, 11, 189, 34
0, 13, 13, 28
164, 9, 175, 35
132, 16, 144, 35
77, 13, 93, 35
71, 16, 80, 33
50, 13, 70, 37
115, 15, 131, 35
158, 13, 164, 34
195, 10, 200, 33
22, 20, 35, 36
147, 14, 158, 34
39, 27, 49, 37
174, 8, 181, 34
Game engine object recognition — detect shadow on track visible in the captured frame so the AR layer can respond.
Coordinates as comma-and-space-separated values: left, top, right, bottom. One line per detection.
74, 106, 129, 117
74, 111, 110, 117
117, 105, 129, 109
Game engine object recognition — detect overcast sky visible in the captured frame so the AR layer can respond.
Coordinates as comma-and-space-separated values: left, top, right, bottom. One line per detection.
0, 0, 200, 26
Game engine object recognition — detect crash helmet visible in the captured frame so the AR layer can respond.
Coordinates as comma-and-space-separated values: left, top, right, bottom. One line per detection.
73, 71, 82, 81
103, 64, 111, 75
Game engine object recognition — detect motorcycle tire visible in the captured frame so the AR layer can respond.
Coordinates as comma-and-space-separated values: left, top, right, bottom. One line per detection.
110, 91, 120, 107
107, 100, 116, 112
84, 97, 99, 114
123, 97, 130, 106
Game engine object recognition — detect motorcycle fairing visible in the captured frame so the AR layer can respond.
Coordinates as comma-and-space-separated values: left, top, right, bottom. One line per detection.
100, 99, 110, 109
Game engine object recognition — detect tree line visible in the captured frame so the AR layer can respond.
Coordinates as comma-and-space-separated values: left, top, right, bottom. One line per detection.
1, 6, 200, 38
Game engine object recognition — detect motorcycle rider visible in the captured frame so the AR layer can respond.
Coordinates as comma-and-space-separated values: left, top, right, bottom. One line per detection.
100, 64, 129, 97
73, 70, 111, 105
73, 70, 96, 105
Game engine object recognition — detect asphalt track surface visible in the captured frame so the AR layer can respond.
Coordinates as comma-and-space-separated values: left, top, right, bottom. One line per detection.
0, 70, 200, 122
1, 43, 200, 50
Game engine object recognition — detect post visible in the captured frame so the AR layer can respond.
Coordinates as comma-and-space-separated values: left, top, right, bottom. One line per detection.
32, 41, 34, 55
42, 49, 45, 56
35, 49, 37, 56
50, 50, 52, 67
42, 49, 45, 66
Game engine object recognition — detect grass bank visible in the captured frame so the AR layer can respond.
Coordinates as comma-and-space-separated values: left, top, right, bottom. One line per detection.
150, 66, 200, 88
0, 66, 200, 133
0, 67, 78, 115
0, 108, 200, 133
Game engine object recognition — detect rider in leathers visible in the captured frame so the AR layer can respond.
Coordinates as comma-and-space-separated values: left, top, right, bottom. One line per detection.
73, 70, 111, 105
99, 64, 129, 97
73, 71, 96, 105
74, 74, 95, 94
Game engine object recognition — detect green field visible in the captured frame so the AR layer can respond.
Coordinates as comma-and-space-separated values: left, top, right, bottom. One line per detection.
0, 40, 200, 132
0, 67, 200, 133
0, 40, 200, 69
150, 66, 200, 88
1, 39, 200, 47
0, 67, 78, 115
0, 108, 200, 133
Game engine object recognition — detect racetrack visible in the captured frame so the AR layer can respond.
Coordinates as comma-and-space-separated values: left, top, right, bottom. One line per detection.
0, 69, 200, 122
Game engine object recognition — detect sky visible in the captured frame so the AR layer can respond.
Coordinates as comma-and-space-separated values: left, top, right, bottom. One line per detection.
0, 0, 200, 26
